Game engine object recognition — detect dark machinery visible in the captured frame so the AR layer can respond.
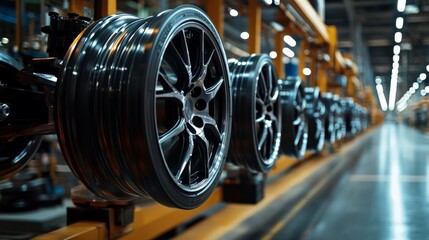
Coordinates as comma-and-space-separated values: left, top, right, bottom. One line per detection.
0, 5, 232, 210
278, 77, 308, 159
304, 87, 325, 153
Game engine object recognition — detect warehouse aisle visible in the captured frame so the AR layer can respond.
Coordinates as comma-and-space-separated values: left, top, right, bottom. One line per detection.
272, 123, 429, 240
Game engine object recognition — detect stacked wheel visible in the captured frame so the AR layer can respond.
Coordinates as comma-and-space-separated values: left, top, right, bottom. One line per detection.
304, 87, 325, 153
0, 53, 42, 180
56, 5, 232, 209
228, 54, 281, 174
279, 77, 307, 159
321, 93, 337, 144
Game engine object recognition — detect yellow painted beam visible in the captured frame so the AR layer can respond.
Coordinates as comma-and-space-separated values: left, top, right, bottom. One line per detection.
34, 222, 107, 240
121, 189, 223, 240
206, 0, 224, 39
248, 0, 261, 53
288, 0, 329, 44
94, 0, 117, 19
274, 31, 285, 79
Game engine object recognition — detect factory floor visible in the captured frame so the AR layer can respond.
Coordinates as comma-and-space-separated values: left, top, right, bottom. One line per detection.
176, 123, 429, 240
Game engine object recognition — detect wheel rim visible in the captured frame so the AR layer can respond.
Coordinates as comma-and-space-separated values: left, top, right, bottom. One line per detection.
156, 24, 228, 192
0, 52, 42, 180
57, 6, 231, 209
279, 77, 308, 159
228, 54, 281, 173
304, 87, 325, 152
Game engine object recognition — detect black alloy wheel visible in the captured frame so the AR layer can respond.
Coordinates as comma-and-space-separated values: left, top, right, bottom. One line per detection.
228, 54, 281, 174
321, 93, 337, 144
0, 53, 42, 180
304, 87, 325, 153
56, 5, 232, 209
279, 77, 308, 159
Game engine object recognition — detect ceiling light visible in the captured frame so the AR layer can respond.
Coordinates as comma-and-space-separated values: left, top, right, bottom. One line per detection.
376, 84, 384, 93
269, 51, 277, 59
393, 45, 401, 55
396, 17, 404, 29
426, 65, 429, 72
421, 90, 427, 96
282, 47, 295, 58
413, 82, 419, 89
404, 4, 419, 14
410, 88, 416, 94
229, 8, 238, 17
283, 35, 296, 47
375, 77, 382, 84
392, 68, 399, 75
394, 32, 402, 43
388, 78, 398, 111
392, 62, 399, 69
397, 0, 407, 12
303, 67, 311, 76
393, 55, 400, 62
425, 86, 429, 92
263, 0, 273, 5
420, 73, 427, 80
240, 32, 249, 40
274, 0, 280, 5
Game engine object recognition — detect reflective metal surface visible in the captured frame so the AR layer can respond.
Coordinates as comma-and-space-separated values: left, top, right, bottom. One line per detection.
228, 54, 281, 174
56, 5, 231, 209
279, 77, 308, 159
304, 87, 325, 153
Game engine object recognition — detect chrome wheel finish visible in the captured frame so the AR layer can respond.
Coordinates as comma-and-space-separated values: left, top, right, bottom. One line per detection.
304, 87, 325, 153
279, 77, 308, 159
228, 54, 281, 174
56, 5, 231, 209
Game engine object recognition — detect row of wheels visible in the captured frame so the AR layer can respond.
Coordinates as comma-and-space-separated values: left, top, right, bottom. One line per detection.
0, 5, 370, 209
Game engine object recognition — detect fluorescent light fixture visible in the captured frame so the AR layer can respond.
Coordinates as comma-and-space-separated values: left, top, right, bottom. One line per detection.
269, 51, 277, 59
425, 86, 429, 92
388, 77, 398, 111
375, 77, 382, 84
376, 84, 384, 93
282, 47, 295, 58
405, 4, 419, 14
392, 62, 399, 69
421, 90, 427, 96
410, 88, 415, 94
420, 73, 427, 80
393, 45, 401, 55
274, 0, 280, 5
263, 0, 273, 5
426, 65, 429, 72
392, 68, 399, 75
240, 32, 249, 40
394, 32, 402, 43
393, 54, 400, 62
396, 17, 404, 29
397, 103, 407, 112
283, 35, 296, 47
397, 0, 407, 12
303, 67, 311, 76
229, 8, 239, 17
413, 82, 419, 89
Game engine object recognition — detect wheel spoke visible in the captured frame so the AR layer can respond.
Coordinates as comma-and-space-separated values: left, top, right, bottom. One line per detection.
256, 115, 265, 123
258, 123, 269, 150
295, 123, 304, 146
293, 116, 302, 125
159, 67, 180, 93
196, 114, 222, 144
175, 135, 194, 180
205, 77, 223, 101
258, 73, 268, 101
194, 131, 210, 178
156, 91, 184, 103
269, 88, 279, 104
166, 42, 191, 78
159, 118, 186, 144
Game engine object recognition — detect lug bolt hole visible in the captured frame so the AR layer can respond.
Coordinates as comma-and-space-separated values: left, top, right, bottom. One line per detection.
192, 116, 204, 128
